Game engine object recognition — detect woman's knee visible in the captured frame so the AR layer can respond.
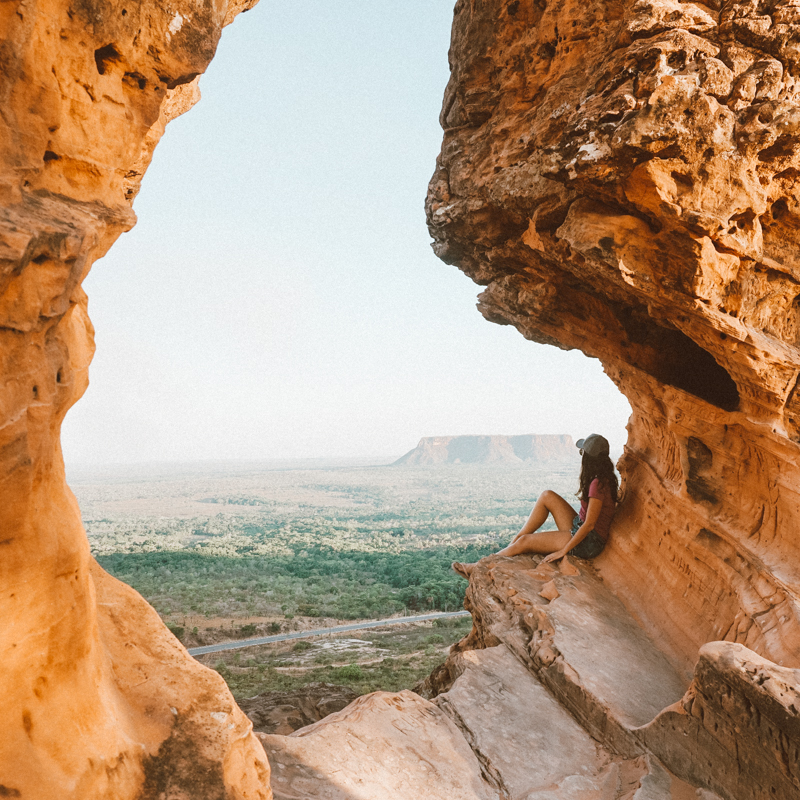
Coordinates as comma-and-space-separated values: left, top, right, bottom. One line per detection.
539, 489, 558, 504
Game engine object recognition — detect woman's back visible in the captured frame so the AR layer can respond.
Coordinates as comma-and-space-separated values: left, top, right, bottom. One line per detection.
580, 478, 615, 541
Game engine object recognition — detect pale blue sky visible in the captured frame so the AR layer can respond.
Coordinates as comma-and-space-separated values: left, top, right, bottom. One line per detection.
61, 0, 631, 464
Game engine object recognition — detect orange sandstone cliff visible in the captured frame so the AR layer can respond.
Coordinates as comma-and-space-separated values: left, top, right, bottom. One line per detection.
427, 0, 800, 673
425, 0, 800, 796
5, 0, 800, 797
0, 0, 270, 797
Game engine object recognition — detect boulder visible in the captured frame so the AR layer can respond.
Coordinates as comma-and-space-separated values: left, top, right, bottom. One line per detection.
258, 690, 497, 800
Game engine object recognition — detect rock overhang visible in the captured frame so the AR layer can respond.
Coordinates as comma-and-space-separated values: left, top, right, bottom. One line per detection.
426, 0, 800, 673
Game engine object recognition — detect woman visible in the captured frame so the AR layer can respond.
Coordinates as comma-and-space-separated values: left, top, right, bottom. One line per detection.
453, 434, 618, 577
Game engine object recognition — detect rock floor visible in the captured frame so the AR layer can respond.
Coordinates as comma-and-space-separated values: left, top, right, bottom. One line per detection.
259, 555, 724, 800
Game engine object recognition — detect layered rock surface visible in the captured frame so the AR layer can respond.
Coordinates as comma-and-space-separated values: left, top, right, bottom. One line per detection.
262, 556, 732, 799
0, 0, 270, 797
440, 555, 799, 799
425, 0, 800, 734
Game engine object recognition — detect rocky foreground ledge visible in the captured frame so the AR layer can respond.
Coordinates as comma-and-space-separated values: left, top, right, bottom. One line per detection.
260, 556, 798, 800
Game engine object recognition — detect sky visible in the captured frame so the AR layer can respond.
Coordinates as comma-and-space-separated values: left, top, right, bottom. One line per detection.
60, 0, 632, 466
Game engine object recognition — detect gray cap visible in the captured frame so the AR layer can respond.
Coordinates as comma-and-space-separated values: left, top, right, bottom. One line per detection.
576, 434, 609, 458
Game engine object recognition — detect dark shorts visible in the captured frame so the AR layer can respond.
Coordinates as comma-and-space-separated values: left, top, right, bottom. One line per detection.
569, 515, 606, 559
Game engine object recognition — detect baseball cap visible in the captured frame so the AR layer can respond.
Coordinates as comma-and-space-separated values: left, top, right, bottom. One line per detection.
576, 434, 609, 457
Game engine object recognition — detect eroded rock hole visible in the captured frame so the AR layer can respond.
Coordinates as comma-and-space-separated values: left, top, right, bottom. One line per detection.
539, 41, 555, 59
759, 135, 796, 162
56, 370, 63, 384
123, 71, 147, 90
616, 308, 739, 410
94, 44, 122, 75
43, 150, 59, 162
770, 198, 788, 221
670, 171, 693, 190
667, 51, 686, 68
686, 439, 718, 504
656, 330, 739, 411
727, 209, 756, 234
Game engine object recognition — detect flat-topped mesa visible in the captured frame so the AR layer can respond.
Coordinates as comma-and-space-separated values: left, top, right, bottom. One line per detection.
0, 1, 270, 797
394, 433, 578, 465
426, 0, 800, 672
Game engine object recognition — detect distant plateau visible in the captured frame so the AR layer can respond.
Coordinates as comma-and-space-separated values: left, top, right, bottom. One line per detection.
393, 434, 578, 466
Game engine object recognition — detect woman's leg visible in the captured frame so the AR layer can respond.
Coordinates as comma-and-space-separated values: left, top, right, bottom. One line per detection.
453, 490, 576, 577
515, 490, 577, 538
495, 529, 572, 557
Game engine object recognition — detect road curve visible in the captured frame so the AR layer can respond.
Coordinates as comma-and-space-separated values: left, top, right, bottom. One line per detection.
187, 610, 471, 657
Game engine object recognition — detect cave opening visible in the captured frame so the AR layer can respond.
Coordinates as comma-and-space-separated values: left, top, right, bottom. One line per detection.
655, 329, 740, 411
63, 2, 633, 466
616, 305, 739, 411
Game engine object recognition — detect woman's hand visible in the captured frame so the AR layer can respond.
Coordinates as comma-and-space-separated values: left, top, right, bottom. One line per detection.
547, 497, 602, 564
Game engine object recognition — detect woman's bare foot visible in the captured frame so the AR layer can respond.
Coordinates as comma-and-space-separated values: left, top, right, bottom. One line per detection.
452, 561, 475, 579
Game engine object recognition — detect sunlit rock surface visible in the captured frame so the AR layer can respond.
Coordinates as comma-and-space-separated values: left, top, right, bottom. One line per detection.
0, 0, 270, 797
426, 0, 800, 793
426, 0, 800, 674
264, 557, 727, 799
421, 555, 795, 799
259, 691, 498, 800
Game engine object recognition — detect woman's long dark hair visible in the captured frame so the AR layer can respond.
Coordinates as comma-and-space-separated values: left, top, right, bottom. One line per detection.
578, 452, 619, 504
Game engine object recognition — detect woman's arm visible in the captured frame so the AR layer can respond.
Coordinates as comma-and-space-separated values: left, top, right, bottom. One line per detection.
541, 497, 602, 564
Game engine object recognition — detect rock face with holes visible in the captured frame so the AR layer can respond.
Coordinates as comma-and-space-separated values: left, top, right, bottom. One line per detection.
427, 0, 800, 675
0, 1, 271, 798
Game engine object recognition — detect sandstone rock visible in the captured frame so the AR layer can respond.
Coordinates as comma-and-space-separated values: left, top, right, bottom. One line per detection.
258, 690, 497, 800
0, 0, 269, 797
238, 683, 360, 736
530, 561, 558, 581
539, 579, 561, 600
437, 644, 718, 800
428, 2, 800, 794
449, 556, 688, 758
435, 644, 621, 799
559, 556, 581, 577
6, 0, 800, 794
426, 0, 800, 677
262, 637, 722, 800
440, 555, 800, 797
641, 642, 800, 800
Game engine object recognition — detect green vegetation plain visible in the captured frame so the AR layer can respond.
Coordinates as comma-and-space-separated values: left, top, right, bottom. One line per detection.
199, 615, 475, 699
73, 460, 579, 698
